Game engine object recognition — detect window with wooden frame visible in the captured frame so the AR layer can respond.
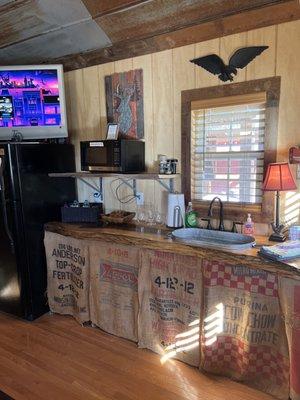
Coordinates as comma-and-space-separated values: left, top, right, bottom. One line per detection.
181, 77, 281, 222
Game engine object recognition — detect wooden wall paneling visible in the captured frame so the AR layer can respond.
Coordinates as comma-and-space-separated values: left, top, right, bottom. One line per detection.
172, 44, 195, 198
276, 20, 300, 158
276, 20, 300, 224
152, 49, 174, 215
64, 72, 74, 134
82, 66, 102, 140
113, 58, 135, 211
64, 21, 300, 231
246, 26, 277, 233
132, 54, 155, 210
58, 1, 300, 71
64, 69, 87, 201
220, 32, 247, 83
81, 65, 107, 205
98, 62, 115, 137
96, 61, 120, 212
195, 38, 220, 88
246, 26, 277, 80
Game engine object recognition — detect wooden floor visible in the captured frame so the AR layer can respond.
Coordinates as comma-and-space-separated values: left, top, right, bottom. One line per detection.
0, 313, 275, 400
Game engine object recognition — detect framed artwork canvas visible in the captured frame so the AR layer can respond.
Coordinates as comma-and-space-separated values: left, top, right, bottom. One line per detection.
105, 69, 144, 139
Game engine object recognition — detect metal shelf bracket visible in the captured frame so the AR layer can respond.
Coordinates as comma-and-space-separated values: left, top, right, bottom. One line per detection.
156, 178, 175, 193
77, 177, 103, 202
119, 178, 138, 198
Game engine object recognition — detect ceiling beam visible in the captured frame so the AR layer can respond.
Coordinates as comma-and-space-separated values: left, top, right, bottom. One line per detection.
92, 0, 291, 44
56, 0, 300, 71
82, 0, 150, 18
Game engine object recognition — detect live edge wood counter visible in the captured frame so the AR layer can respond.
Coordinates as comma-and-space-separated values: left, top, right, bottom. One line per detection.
44, 222, 300, 280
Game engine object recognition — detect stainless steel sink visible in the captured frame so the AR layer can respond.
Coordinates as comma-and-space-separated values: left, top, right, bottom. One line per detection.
171, 228, 255, 251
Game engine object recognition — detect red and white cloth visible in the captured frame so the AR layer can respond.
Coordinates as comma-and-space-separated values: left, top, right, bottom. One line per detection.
279, 277, 300, 400
201, 259, 289, 400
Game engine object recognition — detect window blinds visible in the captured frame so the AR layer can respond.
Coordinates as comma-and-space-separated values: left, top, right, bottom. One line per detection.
191, 101, 266, 204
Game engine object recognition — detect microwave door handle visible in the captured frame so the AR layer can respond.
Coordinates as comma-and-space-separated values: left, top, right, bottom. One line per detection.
0, 159, 15, 254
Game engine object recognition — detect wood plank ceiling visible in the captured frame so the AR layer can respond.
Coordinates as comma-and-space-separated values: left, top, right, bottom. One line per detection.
0, 0, 299, 71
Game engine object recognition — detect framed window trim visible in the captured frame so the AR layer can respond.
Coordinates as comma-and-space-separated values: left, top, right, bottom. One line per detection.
181, 77, 281, 223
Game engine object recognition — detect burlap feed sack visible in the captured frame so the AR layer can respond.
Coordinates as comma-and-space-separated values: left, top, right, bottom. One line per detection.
89, 241, 139, 342
44, 231, 90, 324
138, 249, 202, 367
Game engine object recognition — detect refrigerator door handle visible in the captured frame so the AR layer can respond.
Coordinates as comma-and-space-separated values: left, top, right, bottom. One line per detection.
0, 157, 15, 254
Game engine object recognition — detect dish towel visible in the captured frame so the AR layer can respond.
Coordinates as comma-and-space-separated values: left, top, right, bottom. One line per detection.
259, 240, 300, 261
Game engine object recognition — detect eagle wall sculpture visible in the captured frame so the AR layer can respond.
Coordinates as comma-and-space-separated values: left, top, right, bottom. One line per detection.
190, 46, 268, 82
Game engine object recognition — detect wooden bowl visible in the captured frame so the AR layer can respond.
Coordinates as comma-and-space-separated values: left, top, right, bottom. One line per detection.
101, 211, 135, 224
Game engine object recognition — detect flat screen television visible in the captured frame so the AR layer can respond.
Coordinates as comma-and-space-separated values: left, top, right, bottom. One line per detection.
0, 65, 68, 140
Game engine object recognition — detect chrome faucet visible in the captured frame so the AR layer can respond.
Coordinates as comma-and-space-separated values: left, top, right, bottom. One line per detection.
206, 196, 225, 231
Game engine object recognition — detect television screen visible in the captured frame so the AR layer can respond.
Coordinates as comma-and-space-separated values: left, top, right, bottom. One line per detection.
0, 65, 67, 140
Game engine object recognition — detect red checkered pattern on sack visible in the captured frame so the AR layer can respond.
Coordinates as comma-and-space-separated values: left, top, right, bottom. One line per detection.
203, 260, 278, 297
203, 336, 289, 386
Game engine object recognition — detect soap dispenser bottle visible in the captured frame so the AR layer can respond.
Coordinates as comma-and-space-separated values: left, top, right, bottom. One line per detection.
185, 202, 198, 228
243, 213, 255, 236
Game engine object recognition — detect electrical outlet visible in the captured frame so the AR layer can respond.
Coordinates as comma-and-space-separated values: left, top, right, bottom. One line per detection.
136, 192, 144, 205
93, 192, 103, 203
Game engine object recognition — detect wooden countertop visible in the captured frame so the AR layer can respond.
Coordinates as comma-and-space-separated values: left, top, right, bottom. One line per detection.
45, 222, 300, 280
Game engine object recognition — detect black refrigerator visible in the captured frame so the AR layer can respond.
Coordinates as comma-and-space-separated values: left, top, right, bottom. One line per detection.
0, 142, 76, 320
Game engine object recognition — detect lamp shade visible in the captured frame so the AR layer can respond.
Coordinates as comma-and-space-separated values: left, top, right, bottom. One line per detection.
262, 162, 297, 191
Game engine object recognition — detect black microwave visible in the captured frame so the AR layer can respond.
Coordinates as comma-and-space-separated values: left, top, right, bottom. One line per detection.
80, 139, 145, 173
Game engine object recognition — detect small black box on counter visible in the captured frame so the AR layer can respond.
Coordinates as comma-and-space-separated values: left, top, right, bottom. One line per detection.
61, 202, 103, 224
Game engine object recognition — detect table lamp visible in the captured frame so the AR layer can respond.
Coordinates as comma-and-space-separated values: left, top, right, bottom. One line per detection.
262, 162, 297, 242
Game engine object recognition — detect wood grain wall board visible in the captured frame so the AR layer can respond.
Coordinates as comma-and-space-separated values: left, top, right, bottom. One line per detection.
194, 39, 220, 88
98, 61, 122, 212
112, 58, 136, 211
65, 69, 85, 154
64, 68, 89, 201
82, 66, 102, 140
56, 1, 300, 72
152, 49, 174, 215
65, 20, 300, 231
220, 32, 247, 83
98, 62, 115, 136
276, 20, 300, 224
172, 44, 195, 179
133, 54, 155, 210
276, 20, 300, 158
64, 72, 74, 134
95, 61, 116, 212
246, 26, 277, 80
